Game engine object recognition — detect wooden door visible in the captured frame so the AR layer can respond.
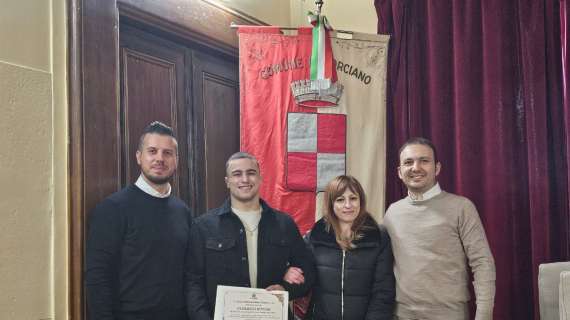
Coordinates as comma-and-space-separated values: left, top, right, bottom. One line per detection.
119, 23, 239, 214
119, 24, 190, 204
190, 50, 239, 213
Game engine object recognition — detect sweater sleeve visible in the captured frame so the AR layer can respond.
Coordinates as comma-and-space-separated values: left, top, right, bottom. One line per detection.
186, 220, 213, 320
85, 200, 124, 320
365, 225, 396, 320
459, 199, 496, 320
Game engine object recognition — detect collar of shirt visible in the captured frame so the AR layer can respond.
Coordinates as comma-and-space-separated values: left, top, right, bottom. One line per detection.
409, 182, 442, 202
232, 207, 262, 232
232, 207, 263, 216
135, 174, 171, 198
218, 198, 272, 217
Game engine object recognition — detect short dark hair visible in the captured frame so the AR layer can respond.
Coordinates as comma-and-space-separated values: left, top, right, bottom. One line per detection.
138, 121, 177, 151
398, 137, 438, 163
225, 152, 260, 175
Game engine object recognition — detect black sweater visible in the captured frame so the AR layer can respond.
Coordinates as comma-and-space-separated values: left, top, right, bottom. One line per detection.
86, 185, 192, 320
305, 217, 395, 320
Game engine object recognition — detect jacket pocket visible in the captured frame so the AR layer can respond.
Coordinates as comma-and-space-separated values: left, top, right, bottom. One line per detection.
205, 237, 237, 277
206, 238, 236, 251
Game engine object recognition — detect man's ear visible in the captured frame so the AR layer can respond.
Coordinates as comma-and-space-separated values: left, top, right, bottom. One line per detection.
136, 150, 142, 165
435, 162, 441, 176
397, 166, 403, 180
225, 176, 229, 189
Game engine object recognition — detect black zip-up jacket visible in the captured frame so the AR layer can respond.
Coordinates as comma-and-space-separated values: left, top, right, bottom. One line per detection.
186, 199, 315, 320
305, 217, 395, 320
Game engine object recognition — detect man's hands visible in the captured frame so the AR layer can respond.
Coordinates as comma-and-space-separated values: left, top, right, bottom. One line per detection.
265, 284, 285, 291
283, 266, 305, 285
265, 266, 306, 291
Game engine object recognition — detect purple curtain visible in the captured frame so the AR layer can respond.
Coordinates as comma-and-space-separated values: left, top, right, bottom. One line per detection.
375, 0, 570, 319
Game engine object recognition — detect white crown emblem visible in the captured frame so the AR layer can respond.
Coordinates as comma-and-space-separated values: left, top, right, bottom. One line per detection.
290, 78, 344, 107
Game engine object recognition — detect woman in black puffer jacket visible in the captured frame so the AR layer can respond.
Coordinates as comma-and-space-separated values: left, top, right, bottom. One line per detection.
303, 175, 395, 320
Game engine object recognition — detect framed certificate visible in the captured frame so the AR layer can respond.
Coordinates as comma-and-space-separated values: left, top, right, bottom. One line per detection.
213, 285, 289, 320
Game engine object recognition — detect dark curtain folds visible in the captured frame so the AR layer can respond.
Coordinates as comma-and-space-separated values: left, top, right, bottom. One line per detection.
563, 0, 570, 264
375, 0, 570, 319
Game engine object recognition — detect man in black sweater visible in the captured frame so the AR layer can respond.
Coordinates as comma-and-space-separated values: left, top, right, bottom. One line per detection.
186, 152, 315, 320
86, 121, 192, 320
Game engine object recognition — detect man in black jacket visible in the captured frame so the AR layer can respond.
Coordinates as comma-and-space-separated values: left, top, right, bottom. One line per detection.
186, 152, 315, 320
86, 121, 192, 320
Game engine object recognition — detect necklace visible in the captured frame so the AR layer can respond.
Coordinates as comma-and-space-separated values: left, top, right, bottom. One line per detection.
232, 207, 262, 235
243, 221, 260, 234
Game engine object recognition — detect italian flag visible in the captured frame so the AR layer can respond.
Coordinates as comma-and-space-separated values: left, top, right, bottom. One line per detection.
308, 12, 337, 90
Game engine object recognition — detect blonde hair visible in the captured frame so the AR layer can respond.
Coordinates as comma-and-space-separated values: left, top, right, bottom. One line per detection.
322, 175, 374, 250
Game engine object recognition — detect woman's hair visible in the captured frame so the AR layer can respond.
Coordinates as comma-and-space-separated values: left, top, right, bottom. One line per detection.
322, 175, 374, 250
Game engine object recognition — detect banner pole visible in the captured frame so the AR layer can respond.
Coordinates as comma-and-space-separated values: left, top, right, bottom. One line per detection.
315, 0, 324, 16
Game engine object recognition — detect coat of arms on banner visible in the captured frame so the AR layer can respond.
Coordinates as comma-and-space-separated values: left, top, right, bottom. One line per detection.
286, 112, 346, 192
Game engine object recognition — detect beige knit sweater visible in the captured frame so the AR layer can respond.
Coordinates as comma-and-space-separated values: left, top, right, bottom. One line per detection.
384, 191, 496, 320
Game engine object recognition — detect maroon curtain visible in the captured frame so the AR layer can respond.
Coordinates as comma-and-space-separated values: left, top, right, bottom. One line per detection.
563, 0, 570, 263
375, 0, 570, 319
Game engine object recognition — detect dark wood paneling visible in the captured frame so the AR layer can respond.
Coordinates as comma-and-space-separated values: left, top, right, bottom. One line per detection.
191, 50, 239, 211
203, 70, 239, 209
82, 1, 121, 212
122, 49, 179, 184
120, 25, 189, 203
69, 0, 120, 319
68, 0, 86, 318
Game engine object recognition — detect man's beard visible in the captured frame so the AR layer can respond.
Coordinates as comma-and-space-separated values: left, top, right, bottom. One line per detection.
143, 172, 173, 185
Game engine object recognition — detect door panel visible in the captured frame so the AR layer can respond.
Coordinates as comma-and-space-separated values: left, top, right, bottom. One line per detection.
120, 25, 189, 203
191, 50, 239, 212
119, 24, 239, 215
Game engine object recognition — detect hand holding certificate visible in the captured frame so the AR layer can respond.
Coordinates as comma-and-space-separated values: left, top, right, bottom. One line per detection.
213, 285, 289, 320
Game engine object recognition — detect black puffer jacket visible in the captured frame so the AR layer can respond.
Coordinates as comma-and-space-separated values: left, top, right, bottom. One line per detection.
305, 217, 395, 320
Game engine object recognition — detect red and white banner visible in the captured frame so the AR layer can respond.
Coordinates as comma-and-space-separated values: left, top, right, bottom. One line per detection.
286, 112, 347, 192
238, 27, 389, 234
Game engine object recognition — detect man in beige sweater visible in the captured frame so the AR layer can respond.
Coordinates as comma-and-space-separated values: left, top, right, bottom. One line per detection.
384, 137, 496, 320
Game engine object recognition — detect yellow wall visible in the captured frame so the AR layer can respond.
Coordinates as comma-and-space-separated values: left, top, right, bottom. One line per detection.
290, 0, 378, 33
0, 0, 67, 319
216, 0, 291, 26
0, 0, 51, 71
219, 0, 377, 33
52, 0, 69, 318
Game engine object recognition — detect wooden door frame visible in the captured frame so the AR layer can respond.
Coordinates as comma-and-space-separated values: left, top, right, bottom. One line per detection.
68, 1, 264, 318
